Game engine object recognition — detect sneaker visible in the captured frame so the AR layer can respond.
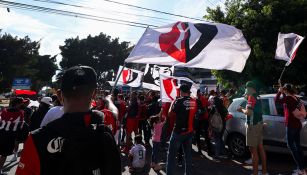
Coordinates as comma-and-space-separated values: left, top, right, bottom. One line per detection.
11, 155, 17, 162
0, 171, 7, 175
153, 164, 162, 171
245, 158, 252, 164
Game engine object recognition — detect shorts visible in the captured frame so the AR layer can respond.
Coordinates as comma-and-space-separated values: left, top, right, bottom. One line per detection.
126, 118, 139, 134
246, 123, 263, 147
0, 131, 16, 156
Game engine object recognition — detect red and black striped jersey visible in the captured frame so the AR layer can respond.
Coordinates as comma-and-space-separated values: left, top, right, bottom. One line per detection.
171, 96, 198, 135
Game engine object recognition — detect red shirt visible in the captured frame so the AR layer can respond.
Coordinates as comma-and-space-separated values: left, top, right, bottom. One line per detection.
275, 92, 302, 129
161, 102, 171, 122
198, 95, 209, 120
137, 103, 147, 120
118, 100, 127, 122
0, 108, 24, 132
101, 109, 117, 135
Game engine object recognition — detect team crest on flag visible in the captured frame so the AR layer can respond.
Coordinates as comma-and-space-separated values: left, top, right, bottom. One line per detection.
275, 33, 305, 66
143, 64, 174, 91
125, 21, 251, 72
116, 66, 143, 87
160, 74, 199, 103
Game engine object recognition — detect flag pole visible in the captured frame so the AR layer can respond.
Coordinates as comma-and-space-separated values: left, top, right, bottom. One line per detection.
111, 62, 126, 94
278, 65, 287, 83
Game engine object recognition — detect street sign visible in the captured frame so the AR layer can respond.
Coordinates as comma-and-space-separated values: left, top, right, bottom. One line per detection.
12, 78, 31, 89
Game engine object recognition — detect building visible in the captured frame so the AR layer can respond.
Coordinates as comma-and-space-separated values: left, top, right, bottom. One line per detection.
173, 67, 218, 93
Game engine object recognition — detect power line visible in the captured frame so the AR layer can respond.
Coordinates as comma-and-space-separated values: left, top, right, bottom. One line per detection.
206, 0, 216, 7
33, 0, 173, 22
30, 0, 169, 26
0, 5, 144, 29
101, 0, 206, 22
0, 0, 156, 28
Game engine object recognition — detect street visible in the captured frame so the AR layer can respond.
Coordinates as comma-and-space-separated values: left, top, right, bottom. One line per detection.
3, 143, 301, 175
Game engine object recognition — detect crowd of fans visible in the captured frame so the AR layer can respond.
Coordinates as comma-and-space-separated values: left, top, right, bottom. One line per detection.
0, 65, 306, 175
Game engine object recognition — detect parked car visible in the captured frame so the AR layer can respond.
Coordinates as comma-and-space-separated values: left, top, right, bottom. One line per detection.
224, 94, 307, 157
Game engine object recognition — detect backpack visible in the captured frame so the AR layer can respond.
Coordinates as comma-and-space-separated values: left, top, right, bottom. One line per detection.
57, 111, 121, 175
290, 96, 307, 120
209, 108, 223, 133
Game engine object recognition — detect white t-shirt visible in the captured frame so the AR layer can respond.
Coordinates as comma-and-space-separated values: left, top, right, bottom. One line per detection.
129, 144, 146, 168
40, 106, 64, 127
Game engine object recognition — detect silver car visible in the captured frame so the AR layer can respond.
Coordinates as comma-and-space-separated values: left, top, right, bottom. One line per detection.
224, 94, 307, 157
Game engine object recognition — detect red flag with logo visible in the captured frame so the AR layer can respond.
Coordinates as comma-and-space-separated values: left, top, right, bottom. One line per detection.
160, 74, 199, 103
125, 21, 251, 73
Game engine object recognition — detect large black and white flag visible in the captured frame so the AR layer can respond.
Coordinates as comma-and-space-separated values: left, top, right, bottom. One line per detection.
115, 66, 143, 87
275, 33, 304, 66
143, 64, 174, 91
125, 21, 251, 72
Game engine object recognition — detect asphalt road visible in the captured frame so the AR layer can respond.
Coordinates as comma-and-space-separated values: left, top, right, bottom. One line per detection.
3, 143, 302, 175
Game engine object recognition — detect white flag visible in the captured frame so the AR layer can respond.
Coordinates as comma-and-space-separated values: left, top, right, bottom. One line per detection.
125, 21, 251, 72
275, 33, 304, 66
160, 74, 199, 103
143, 64, 174, 91
116, 66, 143, 87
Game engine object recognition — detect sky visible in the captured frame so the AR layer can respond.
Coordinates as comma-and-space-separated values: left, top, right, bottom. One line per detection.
0, 0, 225, 62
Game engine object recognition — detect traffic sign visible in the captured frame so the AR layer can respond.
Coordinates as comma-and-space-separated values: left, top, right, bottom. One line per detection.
12, 78, 31, 89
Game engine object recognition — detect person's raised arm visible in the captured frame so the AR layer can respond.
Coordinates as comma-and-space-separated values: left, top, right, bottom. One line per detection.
275, 87, 286, 104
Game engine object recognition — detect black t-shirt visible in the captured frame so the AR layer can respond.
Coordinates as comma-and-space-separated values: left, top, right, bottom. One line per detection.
30, 104, 50, 131
17, 110, 121, 175
23, 107, 32, 124
172, 96, 198, 134
147, 98, 161, 117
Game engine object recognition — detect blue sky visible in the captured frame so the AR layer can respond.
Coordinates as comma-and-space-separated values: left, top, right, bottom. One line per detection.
0, 0, 224, 60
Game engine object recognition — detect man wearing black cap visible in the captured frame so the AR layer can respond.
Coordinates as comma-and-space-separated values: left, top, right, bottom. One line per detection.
166, 84, 198, 175
16, 65, 121, 175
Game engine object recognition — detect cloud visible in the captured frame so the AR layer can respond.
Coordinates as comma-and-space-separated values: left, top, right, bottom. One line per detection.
0, 0, 224, 59
0, 8, 56, 38
0, 0, 146, 60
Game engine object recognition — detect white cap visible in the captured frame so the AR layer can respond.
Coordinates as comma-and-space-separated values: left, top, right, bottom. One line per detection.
40, 97, 53, 106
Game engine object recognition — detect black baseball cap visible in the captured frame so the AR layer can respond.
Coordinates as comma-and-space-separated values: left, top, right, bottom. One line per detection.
180, 84, 191, 93
60, 65, 97, 93
11, 97, 23, 107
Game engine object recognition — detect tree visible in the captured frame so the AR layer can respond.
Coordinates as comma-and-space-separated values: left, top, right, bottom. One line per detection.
205, 0, 307, 89
59, 33, 131, 84
0, 32, 58, 93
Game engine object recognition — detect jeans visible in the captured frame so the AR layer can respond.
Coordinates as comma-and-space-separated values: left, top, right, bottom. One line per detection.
213, 120, 226, 157
286, 127, 305, 170
195, 120, 212, 153
213, 131, 225, 156
152, 142, 161, 164
166, 132, 193, 175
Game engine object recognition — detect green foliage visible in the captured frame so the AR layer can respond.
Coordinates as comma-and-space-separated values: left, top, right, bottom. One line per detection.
0, 32, 58, 93
59, 33, 131, 84
205, 0, 307, 89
